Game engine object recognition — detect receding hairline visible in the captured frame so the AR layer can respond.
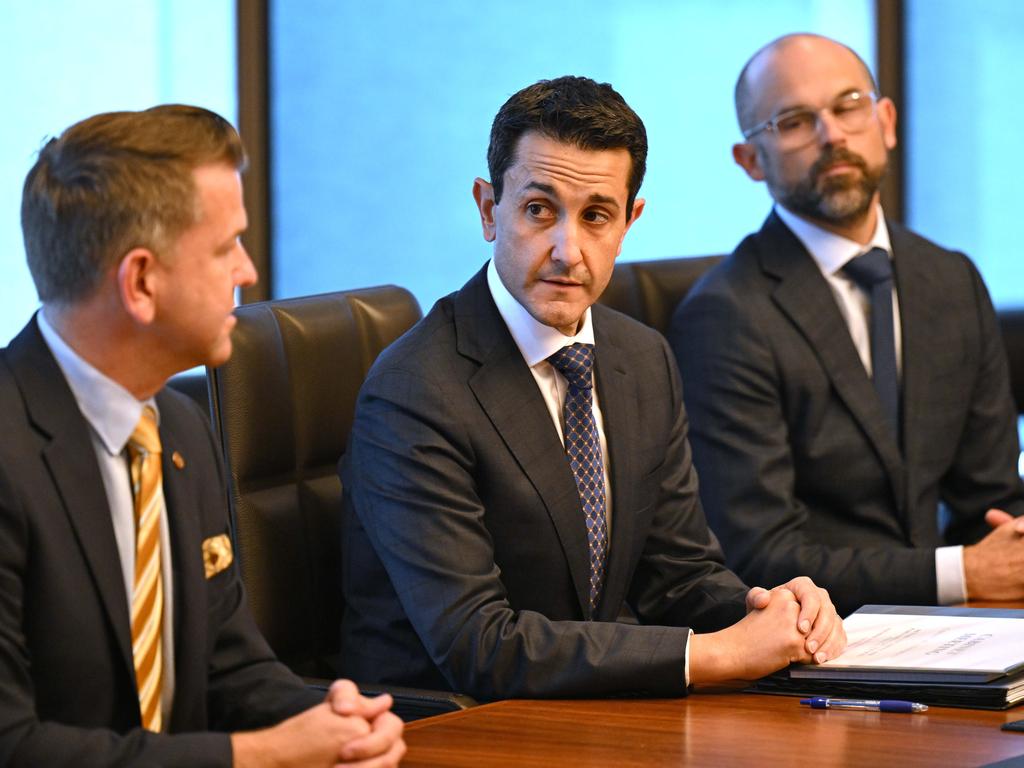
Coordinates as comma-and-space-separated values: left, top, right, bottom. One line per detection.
734, 33, 879, 133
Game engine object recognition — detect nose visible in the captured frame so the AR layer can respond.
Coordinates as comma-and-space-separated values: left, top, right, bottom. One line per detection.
815, 108, 848, 146
235, 244, 258, 288
550, 219, 583, 267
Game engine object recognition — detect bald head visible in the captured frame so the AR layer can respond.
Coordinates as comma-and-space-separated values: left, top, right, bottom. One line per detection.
734, 34, 878, 134
728, 32, 897, 241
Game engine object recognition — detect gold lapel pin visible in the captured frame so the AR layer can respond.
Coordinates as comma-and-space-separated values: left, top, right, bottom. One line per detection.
172, 451, 186, 470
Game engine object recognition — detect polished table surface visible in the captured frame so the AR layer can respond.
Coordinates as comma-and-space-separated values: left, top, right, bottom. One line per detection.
403, 692, 1024, 767
404, 601, 1024, 767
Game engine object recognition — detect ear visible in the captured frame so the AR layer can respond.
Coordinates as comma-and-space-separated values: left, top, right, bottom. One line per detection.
616, 197, 646, 257
116, 247, 160, 325
732, 141, 766, 181
877, 96, 898, 151
472, 177, 497, 242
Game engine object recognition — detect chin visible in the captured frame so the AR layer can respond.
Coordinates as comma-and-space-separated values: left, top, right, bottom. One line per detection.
820, 192, 872, 223
539, 309, 586, 335
203, 339, 234, 369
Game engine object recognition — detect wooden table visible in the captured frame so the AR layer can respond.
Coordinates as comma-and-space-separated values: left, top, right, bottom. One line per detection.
403, 692, 1024, 767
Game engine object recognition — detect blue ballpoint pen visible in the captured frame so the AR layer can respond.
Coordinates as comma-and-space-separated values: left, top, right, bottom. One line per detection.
800, 697, 928, 713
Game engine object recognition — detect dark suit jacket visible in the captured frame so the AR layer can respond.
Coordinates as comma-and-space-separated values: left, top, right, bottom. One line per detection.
670, 213, 1024, 616
0, 318, 319, 767
340, 266, 748, 701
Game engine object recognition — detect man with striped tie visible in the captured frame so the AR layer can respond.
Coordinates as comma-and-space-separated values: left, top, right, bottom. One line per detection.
0, 106, 404, 766
341, 76, 845, 701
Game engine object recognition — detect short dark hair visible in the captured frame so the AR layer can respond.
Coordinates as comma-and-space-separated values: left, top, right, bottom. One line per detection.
21, 104, 246, 304
487, 76, 647, 219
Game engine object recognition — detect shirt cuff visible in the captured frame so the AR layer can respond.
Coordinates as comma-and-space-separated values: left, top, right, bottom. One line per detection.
683, 627, 693, 687
935, 545, 967, 604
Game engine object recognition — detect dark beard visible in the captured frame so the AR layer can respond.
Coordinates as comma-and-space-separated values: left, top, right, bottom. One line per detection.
776, 147, 886, 226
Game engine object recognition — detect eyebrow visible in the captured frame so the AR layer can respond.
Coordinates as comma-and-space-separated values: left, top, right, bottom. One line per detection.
523, 181, 557, 196
521, 181, 621, 209
775, 87, 867, 115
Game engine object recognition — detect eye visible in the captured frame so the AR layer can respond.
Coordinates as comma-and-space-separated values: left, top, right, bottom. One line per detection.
582, 209, 610, 224
775, 110, 815, 134
526, 202, 551, 219
833, 96, 867, 116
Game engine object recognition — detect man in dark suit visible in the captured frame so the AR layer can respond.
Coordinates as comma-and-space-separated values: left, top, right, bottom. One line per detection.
0, 106, 404, 767
670, 34, 1024, 617
341, 76, 844, 702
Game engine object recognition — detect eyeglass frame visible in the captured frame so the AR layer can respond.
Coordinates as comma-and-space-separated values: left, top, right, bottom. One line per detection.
741, 90, 880, 145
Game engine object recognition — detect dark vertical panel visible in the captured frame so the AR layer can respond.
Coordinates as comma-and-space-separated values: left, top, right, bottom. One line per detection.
876, 0, 904, 223
236, 0, 270, 302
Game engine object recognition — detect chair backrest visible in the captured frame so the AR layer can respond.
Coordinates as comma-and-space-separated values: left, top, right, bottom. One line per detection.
207, 286, 422, 677
599, 255, 724, 333
998, 308, 1024, 416
166, 370, 211, 418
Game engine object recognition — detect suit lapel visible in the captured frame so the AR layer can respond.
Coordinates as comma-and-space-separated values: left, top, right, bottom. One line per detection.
155, 392, 206, 728
591, 309, 637, 621
456, 268, 593, 615
7, 318, 135, 675
889, 222, 932, 513
759, 214, 906, 515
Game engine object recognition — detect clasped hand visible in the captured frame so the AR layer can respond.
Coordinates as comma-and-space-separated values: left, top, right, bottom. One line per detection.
745, 576, 846, 663
231, 679, 406, 768
690, 576, 845, 686
964, 509, 1024, 601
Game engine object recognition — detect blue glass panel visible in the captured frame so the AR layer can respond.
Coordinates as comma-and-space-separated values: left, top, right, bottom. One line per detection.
271, 0, 873, 308
0, 0, 236, 344
906, 0, 1024, 309
1019, 417, 1024, 478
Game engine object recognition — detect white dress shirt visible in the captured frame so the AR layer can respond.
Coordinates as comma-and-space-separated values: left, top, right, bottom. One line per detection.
486, 260, 613, 532
775, 204, 967, 604
38, 311, 177, 726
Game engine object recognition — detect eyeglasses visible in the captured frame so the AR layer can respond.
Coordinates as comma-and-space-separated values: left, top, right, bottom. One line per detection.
742, 90, 879, 149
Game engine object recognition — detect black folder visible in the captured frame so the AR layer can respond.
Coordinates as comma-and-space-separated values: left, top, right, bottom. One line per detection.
752, 605, 1024, 710
752, 668, 1024, 710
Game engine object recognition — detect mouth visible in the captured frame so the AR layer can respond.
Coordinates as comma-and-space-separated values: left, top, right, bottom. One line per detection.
812, 150, 868, 183
538, 279, 588, 297
821, 163, 858, 176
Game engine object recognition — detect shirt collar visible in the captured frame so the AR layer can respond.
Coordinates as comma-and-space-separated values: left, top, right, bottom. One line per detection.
37, 309, 158, 456
775, 203, 893, 276
486, 259, 596, 367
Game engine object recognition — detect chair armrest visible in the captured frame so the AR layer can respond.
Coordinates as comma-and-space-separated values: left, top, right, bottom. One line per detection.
302, 677, 478, 722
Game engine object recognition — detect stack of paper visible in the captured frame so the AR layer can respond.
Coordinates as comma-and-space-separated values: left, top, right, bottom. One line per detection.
755, 605, 1024, 709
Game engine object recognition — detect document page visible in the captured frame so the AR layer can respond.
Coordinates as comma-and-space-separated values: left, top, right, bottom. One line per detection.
791, 608, 1024, 680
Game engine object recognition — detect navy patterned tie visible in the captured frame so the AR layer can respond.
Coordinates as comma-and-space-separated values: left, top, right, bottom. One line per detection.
548, 343, 607, 615
843, 247, 900, 435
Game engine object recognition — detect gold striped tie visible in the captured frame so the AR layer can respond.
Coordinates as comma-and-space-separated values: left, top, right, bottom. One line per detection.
128, 406, 164, 732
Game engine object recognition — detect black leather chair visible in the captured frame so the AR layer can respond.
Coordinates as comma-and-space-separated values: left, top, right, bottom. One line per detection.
166, 369, 211, 418
599, 255, 723, 334
207, 286, 475, 720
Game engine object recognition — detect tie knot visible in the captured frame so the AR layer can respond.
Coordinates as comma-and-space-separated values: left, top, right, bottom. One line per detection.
548, 343, 595, 389
843, 247, 893, 288
130, 406, 162, 456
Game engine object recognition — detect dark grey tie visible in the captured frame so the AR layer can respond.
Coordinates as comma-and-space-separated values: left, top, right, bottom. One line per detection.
547, 343, 607, 616
843, 247, 900, 436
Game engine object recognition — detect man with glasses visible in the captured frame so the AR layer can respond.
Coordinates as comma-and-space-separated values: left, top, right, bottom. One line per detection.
669, 33, 1024, 616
